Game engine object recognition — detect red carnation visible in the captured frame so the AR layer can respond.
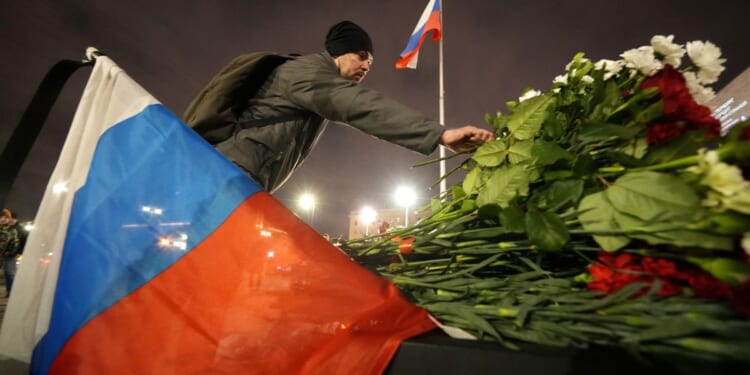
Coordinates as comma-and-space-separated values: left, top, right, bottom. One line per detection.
730, 281, 750, 315
640, 65, 721, 144
684, 270, 734, 300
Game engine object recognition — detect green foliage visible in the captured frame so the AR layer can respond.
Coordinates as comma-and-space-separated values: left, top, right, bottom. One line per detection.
343, 39, 750, 364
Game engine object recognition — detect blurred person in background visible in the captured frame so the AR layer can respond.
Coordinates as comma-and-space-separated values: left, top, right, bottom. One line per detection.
1, 208, 21, 297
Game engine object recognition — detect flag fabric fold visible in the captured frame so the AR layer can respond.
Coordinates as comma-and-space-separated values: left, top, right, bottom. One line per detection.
395, 0, 442, 69
0, 51, 435, 374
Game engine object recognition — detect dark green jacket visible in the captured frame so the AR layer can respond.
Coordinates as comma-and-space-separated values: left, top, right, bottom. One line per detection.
0, 223, 20, 258
213, 52, 444, 192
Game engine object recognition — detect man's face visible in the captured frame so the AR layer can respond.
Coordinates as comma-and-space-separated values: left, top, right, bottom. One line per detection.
335, 51, 373, 83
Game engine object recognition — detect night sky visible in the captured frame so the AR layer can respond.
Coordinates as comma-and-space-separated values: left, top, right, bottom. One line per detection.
2, 0, 749, 238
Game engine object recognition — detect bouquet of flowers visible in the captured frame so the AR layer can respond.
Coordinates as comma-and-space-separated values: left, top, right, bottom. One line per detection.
342, 35, 750, 363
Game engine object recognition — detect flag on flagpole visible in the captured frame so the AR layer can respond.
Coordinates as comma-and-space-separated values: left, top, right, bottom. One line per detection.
395, 0, 442, 69
0, 49, 435, 374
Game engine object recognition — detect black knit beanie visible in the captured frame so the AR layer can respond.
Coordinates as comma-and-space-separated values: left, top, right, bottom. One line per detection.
324, 21, 374, 56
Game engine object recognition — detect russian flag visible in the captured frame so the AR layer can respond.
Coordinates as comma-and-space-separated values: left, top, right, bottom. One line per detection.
0, 50, 435, 374
395, 0, 442, 69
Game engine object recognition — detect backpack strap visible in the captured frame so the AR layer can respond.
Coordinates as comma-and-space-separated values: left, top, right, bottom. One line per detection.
0, 58, 94, 206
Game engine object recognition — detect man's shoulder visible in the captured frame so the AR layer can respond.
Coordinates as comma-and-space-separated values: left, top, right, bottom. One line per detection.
279, 53, 334, 70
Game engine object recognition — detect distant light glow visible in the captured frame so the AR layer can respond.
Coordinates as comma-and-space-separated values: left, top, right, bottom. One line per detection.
260, 230, 272, 237
52, 182, 68, 194
394, 186, 417, 208
267, 250, 275, 258
142, 206, 164, 215
359, 206, 377, 226
157, 235, 187, 251
298, 193, 316, 211
23, 222, 34, 231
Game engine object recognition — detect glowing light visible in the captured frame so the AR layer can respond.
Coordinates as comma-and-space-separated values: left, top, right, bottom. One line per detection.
157, 237, 172, 248
23, 222, 34, 231
52, 182, 68, 194
394, 186, 417, 227
142, 206, 164, 215
359, 206, 377, 236
298, 193, 316, 211
359, 206, 377, 226
260, 230, 272, 237
267, 250, 275, 258
394, 186, 417, 208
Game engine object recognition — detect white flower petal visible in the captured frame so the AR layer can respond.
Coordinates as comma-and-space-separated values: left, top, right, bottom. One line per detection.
651, 34, 685, 67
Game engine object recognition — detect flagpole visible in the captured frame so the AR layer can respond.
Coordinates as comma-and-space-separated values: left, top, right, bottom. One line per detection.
438, 0, 446, 195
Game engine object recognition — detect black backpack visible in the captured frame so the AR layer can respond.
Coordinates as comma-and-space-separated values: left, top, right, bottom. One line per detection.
183, 52, 294, 144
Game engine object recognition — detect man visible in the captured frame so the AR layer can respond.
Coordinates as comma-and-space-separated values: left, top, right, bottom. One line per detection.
201, 20, 494, 192
0, 208, 20, 297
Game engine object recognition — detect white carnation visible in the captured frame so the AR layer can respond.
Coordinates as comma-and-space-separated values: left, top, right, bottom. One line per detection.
565, 57, 589, 71
682, 71, 716, 105
650, 35, 685, 67
519, 89, 541, 102
686, 40, 726, 84
553, 73, 568, 85
594, 59, 624, 80
621, 46, 662, 76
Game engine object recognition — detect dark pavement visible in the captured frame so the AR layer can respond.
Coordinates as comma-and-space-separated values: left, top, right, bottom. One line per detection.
0, 267, 31, 374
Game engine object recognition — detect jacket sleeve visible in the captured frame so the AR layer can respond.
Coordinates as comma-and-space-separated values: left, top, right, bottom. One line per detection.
282, 56, 444, 155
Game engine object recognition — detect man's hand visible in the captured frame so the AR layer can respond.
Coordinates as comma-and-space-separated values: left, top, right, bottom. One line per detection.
439, 126, 495, 153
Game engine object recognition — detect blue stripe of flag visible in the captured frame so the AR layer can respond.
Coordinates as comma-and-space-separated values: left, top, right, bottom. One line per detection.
32, 104, 261, 374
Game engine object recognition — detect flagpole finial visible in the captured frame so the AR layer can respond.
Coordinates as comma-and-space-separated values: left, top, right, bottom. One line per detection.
85, 47, 104, 63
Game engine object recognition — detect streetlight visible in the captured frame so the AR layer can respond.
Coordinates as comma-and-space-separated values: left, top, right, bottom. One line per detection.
298, 193, 316, 225
394, 186, 416, 227
359, 206, 377, 236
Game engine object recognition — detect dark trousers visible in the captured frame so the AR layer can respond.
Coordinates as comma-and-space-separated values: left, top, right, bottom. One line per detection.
3, 257, 17, 296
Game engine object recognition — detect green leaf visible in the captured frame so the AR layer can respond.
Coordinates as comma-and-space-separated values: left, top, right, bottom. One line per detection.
477, 204, 502, 219
572, 153, 597, 177
460, 199, 477, 213
508, 139, 535, 164
499, 205, 526, 233
687, 257, 750, 286
476, 165, 529, 208
525, 206, 570, 251
578, 192, 630, 251
508, 95, 555, 140
531, 141, 572, 166
589, 81, 623, 121
543, 179, 584, 213
643, 129, 708, 164
472, 141, 507, 167
543, 112, 565, 139
430, 197, 442, 214
612, 210, 735, 251
690, 210, 750, 235
451, 185, 466, 200
617, 137, 648, 160
605, 171, 700, 221
577, 122, 641, 143
543, 169, 574, 181
463, 167, 480, 195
